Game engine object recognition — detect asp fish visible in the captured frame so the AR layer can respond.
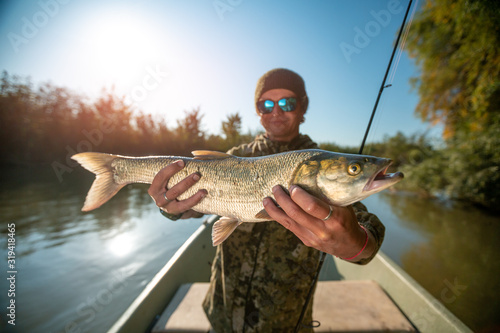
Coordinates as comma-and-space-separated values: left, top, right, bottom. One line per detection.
72, 150, 403, 245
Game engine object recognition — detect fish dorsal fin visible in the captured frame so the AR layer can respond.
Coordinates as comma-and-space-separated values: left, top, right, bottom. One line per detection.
212, 217, 242, 246
192, 150, 232, 160
255, 209, 271, 220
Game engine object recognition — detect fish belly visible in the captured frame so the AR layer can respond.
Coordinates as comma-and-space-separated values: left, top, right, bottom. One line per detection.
111, 151, 320, 221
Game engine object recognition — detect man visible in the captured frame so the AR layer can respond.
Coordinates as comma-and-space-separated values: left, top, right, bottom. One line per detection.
148, 68, 385, 332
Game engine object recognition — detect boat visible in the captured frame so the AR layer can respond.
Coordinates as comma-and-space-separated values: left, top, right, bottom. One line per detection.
108, 215, 472, 332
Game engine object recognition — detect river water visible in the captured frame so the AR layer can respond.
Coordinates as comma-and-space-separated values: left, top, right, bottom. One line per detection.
0, 167, 498, 332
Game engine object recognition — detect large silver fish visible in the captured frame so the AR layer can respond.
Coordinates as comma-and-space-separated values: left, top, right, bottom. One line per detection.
72, 150, 403, 245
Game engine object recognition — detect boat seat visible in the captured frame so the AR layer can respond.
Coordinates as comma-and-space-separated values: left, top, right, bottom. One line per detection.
152, 283, 212, 333
152, 280, 416, 332
313, 280, 416, 332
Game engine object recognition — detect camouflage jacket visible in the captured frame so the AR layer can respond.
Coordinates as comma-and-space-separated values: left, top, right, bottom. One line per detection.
203, 134, 385, 332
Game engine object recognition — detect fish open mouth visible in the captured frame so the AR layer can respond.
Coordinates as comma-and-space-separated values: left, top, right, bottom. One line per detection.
363, 162, 404, 193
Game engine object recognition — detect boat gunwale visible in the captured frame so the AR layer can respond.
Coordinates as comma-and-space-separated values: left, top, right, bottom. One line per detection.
108, 215, 472, 333
107, 215, 218, 333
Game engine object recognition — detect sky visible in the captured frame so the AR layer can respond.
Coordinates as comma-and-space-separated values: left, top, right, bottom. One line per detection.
0, 0, 441, 148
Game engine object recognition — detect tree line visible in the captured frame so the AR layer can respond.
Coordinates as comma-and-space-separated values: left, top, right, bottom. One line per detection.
400, 0, 500, 211
1, 69, 498, 210
0, 71, 256, 168
2, 0, 499, 210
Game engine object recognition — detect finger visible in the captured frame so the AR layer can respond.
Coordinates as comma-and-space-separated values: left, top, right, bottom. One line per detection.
165, 189, 208, 215
289, 185, 333, 221
273, 186, 328, 236
263, 195, 317, 246
262, 196, 292, 227
271, 186, 308, 223
148, 160, 185, 199
267, 186, 319, 235
290, 186, 357, 231
179, 209, 204, 219
165, 172, 202, 202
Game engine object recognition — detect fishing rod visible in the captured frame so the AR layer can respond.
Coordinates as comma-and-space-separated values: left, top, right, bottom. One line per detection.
294, 0, 415, 331
358, 0, 415, 155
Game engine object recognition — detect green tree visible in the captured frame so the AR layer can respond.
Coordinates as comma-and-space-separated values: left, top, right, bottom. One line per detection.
221, 112, 242, 148
175, 107, 206, 154
403, 0, 500, 210
0, 72, 35, 163
406, 0, 500, 137
400, 116, 500, 210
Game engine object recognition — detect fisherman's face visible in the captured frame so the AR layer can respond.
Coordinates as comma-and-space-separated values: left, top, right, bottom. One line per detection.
258, 88, 305, 142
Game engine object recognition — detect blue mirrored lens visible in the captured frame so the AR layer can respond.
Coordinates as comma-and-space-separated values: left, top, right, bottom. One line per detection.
257, 100, 274, 114
279, 98, 297, 112
264, 100, 274, 108
257, 98, 297, 114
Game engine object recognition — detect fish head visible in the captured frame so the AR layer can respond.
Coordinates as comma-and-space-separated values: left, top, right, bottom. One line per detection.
293, 152, 404, 206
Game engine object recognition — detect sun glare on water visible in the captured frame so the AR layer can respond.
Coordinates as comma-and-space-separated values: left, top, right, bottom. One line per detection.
107, 234, 135, 257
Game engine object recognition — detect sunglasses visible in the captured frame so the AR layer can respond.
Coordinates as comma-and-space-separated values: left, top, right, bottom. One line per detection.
257, 97, 298, 114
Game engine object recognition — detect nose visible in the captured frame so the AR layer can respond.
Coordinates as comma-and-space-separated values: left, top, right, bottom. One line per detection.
271, 103, 283, 115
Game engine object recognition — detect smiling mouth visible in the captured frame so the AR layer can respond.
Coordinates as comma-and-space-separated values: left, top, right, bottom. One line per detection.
363, 162, 404, 192
270, 119, 287, 125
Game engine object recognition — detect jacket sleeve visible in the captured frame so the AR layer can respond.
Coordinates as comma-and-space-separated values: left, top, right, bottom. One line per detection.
350, 202, 385, 265
226, 142, 264, 157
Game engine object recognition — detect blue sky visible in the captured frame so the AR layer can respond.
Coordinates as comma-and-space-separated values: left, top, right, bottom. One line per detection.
0, 0, 440, 148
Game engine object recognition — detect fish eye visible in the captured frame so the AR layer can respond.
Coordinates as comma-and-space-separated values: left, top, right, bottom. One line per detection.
348, 163, 361, 176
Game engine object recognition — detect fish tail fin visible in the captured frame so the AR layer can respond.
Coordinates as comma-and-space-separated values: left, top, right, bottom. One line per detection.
212, 217, 242, 246
72, 152, 126, 212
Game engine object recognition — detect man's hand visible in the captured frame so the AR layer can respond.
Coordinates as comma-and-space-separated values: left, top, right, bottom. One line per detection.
263, 185, 375, 261
147, 160, 207, 218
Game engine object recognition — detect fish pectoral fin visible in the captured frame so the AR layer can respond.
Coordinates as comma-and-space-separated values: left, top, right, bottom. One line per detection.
212, 217, 242, 246
192, 150, 232, 160
255, 209, 271, 220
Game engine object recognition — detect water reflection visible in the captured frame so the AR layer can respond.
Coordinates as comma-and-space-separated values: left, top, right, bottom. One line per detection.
0, 166, 153, 253
107, 233, 136, 257
370, 192, 500, 332
1, 168, 498, 332
0, 167, 202, 333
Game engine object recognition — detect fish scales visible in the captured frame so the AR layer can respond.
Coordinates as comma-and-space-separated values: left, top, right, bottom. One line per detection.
72, 149, 403, 245
111, 150, 323, 222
